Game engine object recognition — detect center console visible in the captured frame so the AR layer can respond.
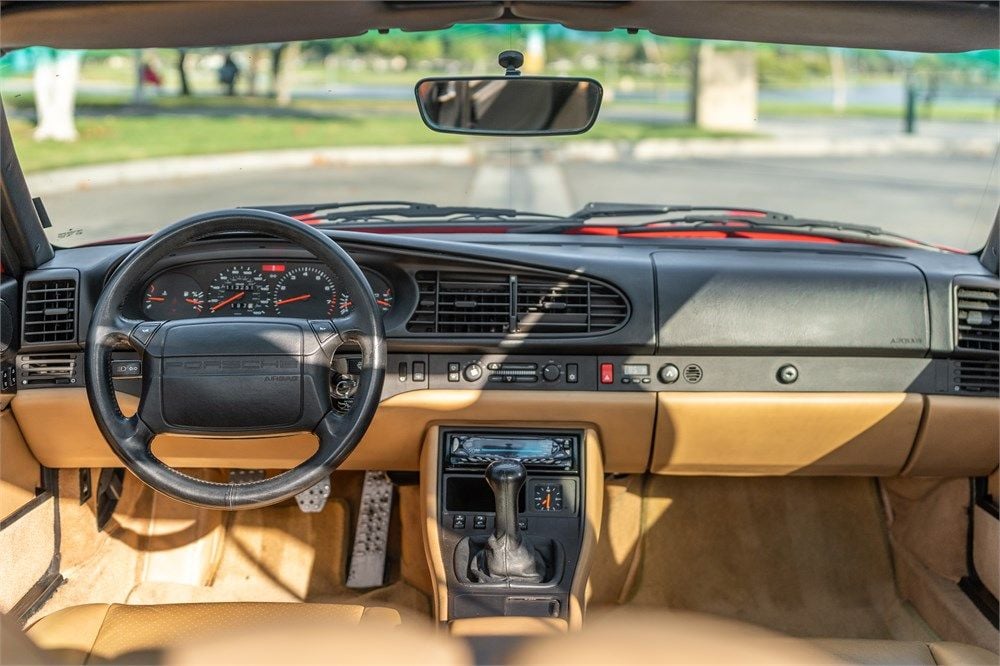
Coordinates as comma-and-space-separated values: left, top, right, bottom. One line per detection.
429, 428, 590, 622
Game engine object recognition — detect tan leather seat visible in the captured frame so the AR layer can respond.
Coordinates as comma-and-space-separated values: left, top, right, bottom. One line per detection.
22, 602, 457, 665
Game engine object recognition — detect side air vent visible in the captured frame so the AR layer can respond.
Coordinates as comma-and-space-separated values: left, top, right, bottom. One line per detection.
952, 359, 1000, 395
18, 353, 79, 387
955, 283, 999, 353
22, 274, 78, 345
408, 269, 629, 336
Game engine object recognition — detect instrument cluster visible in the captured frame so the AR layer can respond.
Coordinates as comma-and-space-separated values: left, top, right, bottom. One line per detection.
140, 261, 394, 320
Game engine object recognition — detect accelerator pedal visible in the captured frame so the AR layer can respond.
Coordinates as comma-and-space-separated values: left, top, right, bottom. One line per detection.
346, 471, 394, 588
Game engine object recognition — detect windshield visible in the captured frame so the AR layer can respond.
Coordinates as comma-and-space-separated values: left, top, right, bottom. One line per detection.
1, 27, 997, 250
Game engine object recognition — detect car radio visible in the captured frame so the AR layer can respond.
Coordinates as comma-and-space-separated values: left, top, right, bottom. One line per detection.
444, 431, 578, 471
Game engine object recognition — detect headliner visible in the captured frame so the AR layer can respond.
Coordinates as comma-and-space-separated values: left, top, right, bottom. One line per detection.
0, 1, 997, 53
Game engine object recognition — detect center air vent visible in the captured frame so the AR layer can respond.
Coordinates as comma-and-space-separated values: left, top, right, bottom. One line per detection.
955, 283, 999, 353
515, 277, 628, 334
408, 269, 628, 336
18, 353, 79, 386
410, 271, 511, 335
22, 274, 78, 345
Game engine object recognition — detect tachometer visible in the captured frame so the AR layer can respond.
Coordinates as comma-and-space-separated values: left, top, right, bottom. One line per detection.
274, 266, 337, 318
207, 265, 271, 316
142, 273, 204, 320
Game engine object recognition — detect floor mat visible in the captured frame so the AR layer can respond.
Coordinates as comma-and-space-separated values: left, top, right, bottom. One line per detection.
30, 473, 430, 624
625, 476, 936, 640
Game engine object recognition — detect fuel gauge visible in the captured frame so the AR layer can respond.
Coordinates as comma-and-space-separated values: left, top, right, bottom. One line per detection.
143, 273, 204, 319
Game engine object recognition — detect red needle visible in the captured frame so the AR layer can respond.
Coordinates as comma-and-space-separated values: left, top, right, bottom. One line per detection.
275, 294, 311, 306
185, 298, 201, 305
210, 291, 245, 313
376, 300, 390, 307
146, 296, 165, 302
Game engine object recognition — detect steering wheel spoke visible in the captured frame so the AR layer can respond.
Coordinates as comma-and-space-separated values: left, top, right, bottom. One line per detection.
330, 310, 365, 342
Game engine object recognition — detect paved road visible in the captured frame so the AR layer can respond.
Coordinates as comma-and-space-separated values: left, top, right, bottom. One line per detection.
39, 153, 998, 251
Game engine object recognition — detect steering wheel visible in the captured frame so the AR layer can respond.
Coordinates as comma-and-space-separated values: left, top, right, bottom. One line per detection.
85, 209, 386, 510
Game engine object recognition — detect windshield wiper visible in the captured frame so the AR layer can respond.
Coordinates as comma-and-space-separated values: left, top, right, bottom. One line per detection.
243, 201, 565, 223
569, 201, 798, 221
533, 202, 942, 250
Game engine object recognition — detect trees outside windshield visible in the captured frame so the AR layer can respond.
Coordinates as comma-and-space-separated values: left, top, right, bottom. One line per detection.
0, 26, 997, 250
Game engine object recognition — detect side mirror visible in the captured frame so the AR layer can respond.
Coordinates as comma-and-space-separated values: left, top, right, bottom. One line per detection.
414, 76, 603, 136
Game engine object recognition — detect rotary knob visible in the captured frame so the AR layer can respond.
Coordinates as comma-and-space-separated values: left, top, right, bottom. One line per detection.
542, 364, 561, 382
658, 363, 680, 384
463, 363, 483, 382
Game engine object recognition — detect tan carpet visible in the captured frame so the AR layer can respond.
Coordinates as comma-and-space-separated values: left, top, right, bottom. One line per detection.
28, 472, 430, 626
623, 476, 936, 640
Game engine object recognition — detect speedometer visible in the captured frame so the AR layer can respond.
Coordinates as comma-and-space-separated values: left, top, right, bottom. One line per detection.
274, 266, 337, 317
206, 265, 271, 316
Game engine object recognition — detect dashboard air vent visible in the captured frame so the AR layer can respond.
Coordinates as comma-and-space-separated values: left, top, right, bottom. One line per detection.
955, 284, 999, 353
952, 359, 999, 395
410, 270, 511, 335
515, 277, 627, 334
23, 277, 77, 344
18, 353, 78, 386
408, 269, 629, 336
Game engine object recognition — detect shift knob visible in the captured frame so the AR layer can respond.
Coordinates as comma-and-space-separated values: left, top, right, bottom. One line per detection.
485, 460, 526, 542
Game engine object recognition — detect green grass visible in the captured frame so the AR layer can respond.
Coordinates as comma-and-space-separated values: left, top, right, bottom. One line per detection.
7, 109, 746, 173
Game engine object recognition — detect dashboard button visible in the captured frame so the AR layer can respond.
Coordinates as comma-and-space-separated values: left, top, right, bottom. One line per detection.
309, 320, 337, 344
600, 363, 614, 384
463, 363, 483, 382
412, 361, 426, 382
566, 363, 579, 383
131, 322, 162, 347
658, 363, 680, 384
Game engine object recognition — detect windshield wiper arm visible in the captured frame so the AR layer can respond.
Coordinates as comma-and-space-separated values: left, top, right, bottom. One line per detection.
569, 201, 796, 221
243, 201, 565, 222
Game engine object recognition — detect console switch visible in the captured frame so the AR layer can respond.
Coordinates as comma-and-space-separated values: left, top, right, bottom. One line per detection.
600, 363, 614, 384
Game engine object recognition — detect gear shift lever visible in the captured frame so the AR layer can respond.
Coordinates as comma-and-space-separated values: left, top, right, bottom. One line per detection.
486, 459, 525, 544
477, 460, 544, 583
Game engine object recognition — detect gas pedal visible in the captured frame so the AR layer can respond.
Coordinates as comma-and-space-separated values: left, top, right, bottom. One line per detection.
346, 471, 394, 589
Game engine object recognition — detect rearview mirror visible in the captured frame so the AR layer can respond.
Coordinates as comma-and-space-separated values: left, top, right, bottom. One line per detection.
414, 76, 603, 136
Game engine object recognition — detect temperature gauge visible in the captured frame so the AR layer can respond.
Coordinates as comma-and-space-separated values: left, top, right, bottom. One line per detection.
143, 273, 204, 320
532, 483, 563, 512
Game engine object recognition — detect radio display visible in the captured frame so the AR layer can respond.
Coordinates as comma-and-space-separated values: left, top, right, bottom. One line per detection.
464, 437, 552, 459
622, 363, 650, 376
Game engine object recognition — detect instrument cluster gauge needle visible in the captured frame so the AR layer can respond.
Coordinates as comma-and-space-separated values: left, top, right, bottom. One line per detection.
275, 294, 312, 306
274, 266, 336, 317
209, 290, 245, 313
142, 274, 205, 319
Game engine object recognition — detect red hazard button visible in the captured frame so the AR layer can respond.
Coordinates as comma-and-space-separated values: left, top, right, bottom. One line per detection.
600, 363, 614, 384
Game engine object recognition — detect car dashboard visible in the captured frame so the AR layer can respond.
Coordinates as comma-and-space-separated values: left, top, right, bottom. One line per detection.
4, 229, 998, 478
